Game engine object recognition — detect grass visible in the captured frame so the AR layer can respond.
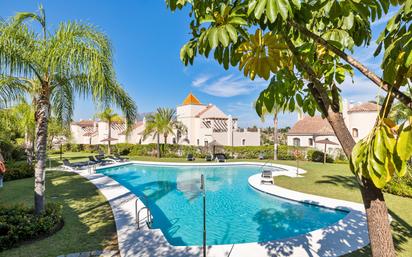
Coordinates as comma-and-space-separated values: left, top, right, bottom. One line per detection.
0, 170, 118, 257
2, 152, 411, 256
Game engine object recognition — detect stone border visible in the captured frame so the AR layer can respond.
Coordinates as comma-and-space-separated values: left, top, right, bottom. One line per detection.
72, 161, 368, 257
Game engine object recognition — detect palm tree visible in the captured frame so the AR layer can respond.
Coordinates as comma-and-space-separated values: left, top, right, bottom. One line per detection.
158, 108, 177, 146
0, 6, 137, 214
143, 108, 177, 158
174, 121, 188, 144
96, 108, 123, 155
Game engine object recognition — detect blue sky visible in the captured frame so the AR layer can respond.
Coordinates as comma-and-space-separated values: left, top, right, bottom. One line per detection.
0, 1, 392, 128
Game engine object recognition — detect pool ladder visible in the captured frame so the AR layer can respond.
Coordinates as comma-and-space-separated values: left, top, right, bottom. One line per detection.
135, 198, 153, 230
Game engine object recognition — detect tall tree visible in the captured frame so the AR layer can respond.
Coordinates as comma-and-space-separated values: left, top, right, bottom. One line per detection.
0, 6, 137, 214
158, 107, 177, 146
166, 1, 412, 255
143, 108, 177, 158
174, 121, 188, 144
12, 101, 35, 164
96, 108, 123, 155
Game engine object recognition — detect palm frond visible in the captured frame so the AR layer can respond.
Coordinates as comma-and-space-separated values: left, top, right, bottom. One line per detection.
50, 76, 74, 126
0, 75, 28, 107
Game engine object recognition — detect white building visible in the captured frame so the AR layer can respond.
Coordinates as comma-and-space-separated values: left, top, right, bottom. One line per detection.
287, 101, 379, 153
70, 93, 261, 147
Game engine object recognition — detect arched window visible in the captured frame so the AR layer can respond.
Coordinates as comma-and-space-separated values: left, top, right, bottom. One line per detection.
197, 139, 200, 145
352, 128, 359, 138
242, 139, 246, 146
204, 140, 209, 146
293, 138, 301, 147
308, 138, 313, 146
172, 137, 176, 144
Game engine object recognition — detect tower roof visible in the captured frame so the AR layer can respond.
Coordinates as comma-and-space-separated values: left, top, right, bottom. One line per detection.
182, 92, 202, 105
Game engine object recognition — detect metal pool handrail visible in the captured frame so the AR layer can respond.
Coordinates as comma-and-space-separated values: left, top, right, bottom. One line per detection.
135, 196, 152, 230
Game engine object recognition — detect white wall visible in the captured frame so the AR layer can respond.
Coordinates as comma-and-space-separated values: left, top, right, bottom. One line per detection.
348, 111, 376, 141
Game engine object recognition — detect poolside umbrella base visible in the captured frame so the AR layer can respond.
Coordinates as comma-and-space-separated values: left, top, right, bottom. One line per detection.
315, 138, 339, 164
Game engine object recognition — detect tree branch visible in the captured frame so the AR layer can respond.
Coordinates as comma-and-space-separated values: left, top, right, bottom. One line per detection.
289, 20, 412, 110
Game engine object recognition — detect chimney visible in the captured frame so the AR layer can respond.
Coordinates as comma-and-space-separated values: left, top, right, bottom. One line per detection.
297, 111, 304, 121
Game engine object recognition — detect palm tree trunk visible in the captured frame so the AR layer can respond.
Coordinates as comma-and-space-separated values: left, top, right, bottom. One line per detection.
157, 134, 161, 158
273, 112, 278, 161
108, 120, 111, 155
34, 94, 50, 215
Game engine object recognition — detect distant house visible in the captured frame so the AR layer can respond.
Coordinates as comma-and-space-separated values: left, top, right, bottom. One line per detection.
287, 101, 379, 153
70, 93, 261, 147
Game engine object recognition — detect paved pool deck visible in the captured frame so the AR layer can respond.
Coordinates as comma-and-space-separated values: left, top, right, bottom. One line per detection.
72, 161, 369, 257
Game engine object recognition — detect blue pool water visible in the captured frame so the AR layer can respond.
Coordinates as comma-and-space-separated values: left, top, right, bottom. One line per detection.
98, 164, 347, 246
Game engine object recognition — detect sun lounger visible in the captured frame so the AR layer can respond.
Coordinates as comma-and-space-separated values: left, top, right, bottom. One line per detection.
187, 154, 195, 161
214, 154, 226, 162
261, 170, 273, 184
62, 159, 89, 170
205, 155, 212, 161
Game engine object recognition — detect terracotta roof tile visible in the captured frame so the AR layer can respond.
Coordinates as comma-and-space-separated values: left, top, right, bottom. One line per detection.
72, 120, 95, 127
182, 92, 202, 105
348, 102, 380, 113
195, 105, 213, 117
288, 116, 335, 135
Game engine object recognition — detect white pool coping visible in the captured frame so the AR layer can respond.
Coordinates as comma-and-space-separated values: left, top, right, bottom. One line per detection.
72, 161, 369, 257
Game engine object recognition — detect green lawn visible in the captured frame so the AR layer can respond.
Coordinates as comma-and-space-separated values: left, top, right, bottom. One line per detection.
1, 152, 411, 256
0, 170, 118, 257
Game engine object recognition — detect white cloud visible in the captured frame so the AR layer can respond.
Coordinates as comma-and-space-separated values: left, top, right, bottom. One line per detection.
191, 74, 266, 97
192, 75, 210, 87
339, 75, 385, 102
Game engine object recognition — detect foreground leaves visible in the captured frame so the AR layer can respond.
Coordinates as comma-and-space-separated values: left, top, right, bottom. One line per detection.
350, 117, 411, 188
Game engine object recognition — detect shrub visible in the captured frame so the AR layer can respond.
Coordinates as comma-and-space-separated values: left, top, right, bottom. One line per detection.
383, 168, 412, 198
3, 162, 34, 181
0, 140, 27, 162
0, 203, 63, 251
307, 149, 334, 163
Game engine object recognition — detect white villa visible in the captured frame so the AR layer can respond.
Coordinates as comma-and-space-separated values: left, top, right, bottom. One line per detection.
287, 101, 379, 153
70, 93, 261, 147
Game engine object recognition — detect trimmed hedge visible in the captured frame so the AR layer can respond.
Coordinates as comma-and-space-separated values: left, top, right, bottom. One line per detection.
3, 162, 34, 181
383, 169, 412, 198
0, 203, 63, 251
307, 149, 334, 163
59, 143, 310, 160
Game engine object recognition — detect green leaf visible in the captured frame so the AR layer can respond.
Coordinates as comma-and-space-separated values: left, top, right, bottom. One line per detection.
277, 0, 291, 20
208, 28, 219, 49
218, 27, 230, 47
223, 47, 229, 70
229, 17, 248, 25
373, 128, 386, 164
368, 156, 388, 189
248, 0, 258, 16
266, 0, 277, 23
396, 124, 412, 161
392, 151, 407, 177
291, 0, 301, 9
199, 15, 215, 24
225, 24, 238, 43
254, 0, 267, 19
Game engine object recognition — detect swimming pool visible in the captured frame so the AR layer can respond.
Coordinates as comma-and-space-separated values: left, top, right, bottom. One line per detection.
98, 164, 347, 247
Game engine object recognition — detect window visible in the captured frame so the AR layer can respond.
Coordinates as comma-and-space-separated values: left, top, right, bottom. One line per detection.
197, 139, 200, 145
204, 140, 208, 146
293, 138, 301, 147
242, 139, 246, 146
172, 137, 176, 144
352, 128, 359, 138
308, 138, 313, 146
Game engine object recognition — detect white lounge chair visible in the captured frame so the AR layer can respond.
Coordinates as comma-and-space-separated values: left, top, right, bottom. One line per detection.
261, 170, 273, 184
